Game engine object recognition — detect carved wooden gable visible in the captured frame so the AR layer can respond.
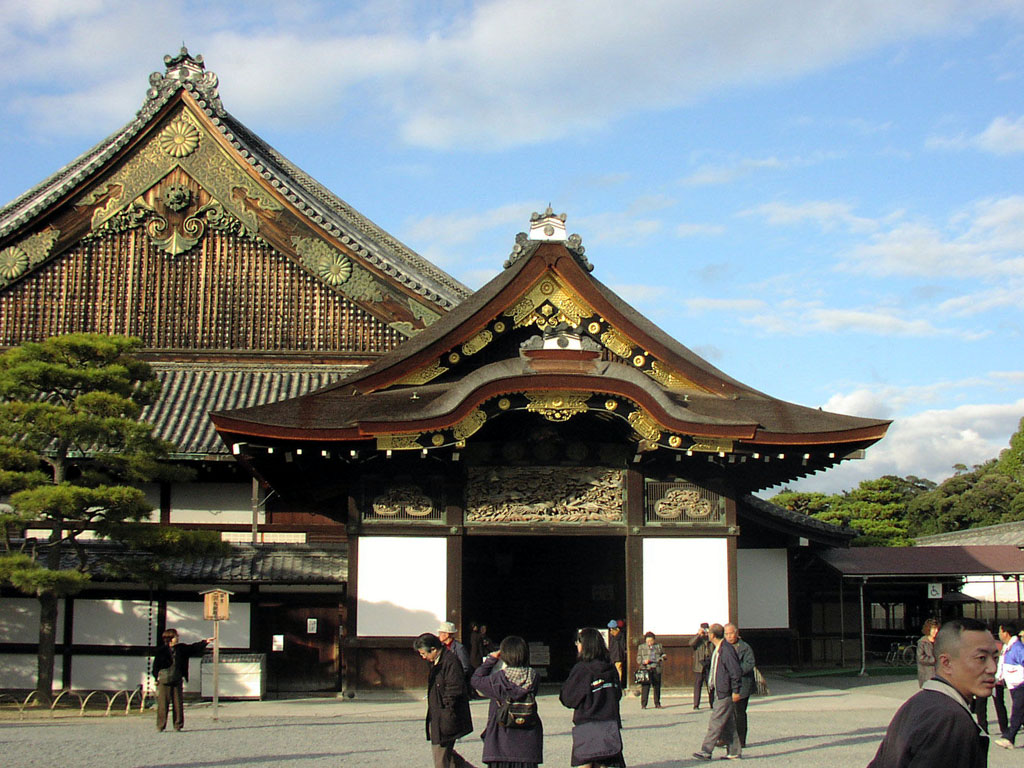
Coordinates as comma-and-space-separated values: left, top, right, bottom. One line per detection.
0, 49, 465, 355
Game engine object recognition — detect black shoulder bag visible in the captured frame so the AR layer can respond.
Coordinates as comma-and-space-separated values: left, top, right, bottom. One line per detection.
498, 692, 538, 728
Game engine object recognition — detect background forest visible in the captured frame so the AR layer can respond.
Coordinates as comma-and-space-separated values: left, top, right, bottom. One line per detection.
769, 417, 1024, 547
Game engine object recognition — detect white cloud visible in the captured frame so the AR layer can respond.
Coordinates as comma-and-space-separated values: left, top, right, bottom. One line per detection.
573, 211, 662, 245
927, 115, 1024, 155
680, 157, 784, 187
742, 301, 984, 339
789, 398, 1024, 493
742, 200, 878, 233
1, 0, 1018, 148
839, 196, 1024, 279
676, 223, 726, 237
610, 284, 670, 306
685, 297, 767, 314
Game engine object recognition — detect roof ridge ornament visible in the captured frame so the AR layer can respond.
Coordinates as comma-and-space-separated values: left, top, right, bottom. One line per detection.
145, 46, 224, 116
504, 208, 593, 271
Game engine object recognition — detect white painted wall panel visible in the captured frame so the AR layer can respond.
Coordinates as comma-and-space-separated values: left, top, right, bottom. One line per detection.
0, 654, 62, 689
736, 548, 790, 629
170, 482, 260, 525
73, 599, 154, 645
165, 601, 250, 648
0, 598, 65, 643
68, 654, 153, 691
357, 537, 446, 636
643, 538, 729, 635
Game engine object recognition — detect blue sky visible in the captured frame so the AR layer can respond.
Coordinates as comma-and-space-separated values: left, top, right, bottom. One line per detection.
1, 0, 1023, 494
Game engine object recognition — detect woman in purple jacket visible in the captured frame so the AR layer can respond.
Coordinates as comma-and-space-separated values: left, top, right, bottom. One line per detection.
471, 635, 543, 768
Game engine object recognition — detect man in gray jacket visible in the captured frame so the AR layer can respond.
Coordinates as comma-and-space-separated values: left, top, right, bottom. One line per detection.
725, 623, 756, 748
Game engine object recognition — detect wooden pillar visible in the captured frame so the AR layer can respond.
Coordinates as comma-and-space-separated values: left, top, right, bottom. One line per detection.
725, 493, 739, 625
624, 469, 645, 660
445, 470, 465, 632
343, 492, 360, 693
61, 597, 74, 690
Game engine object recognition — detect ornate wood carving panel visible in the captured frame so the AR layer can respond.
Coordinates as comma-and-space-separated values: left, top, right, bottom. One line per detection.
466, 466, 624, 525
0, 229, 404, 352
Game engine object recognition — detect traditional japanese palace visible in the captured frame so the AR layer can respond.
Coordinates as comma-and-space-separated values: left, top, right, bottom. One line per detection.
0, 49, 892, 695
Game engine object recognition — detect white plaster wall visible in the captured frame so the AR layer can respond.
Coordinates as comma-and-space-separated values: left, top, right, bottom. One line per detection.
643, 538, 728, 635
357, 537, 447, 636
73, 599, 154, 646
0, 598, 65, 643
736, 548, 790, 629
170, 482, 260, 525
165, 600, 250, 648
67, 654, 153, 691
0, 654, 62, 689
141, 482, 161, 522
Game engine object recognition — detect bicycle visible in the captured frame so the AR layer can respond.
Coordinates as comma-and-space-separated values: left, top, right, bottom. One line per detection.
885, 637, 917, 666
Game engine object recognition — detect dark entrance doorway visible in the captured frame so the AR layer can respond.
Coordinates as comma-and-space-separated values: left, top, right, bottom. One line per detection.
462, 535, 626, 682
253, 600, 341, 694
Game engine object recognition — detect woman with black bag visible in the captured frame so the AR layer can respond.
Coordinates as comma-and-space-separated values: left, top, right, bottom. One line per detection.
559, 627, 625, 768
635, 631, 665, 710
470, 635, 543, 768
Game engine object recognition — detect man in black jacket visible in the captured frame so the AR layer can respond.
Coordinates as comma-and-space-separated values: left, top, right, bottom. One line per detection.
868, 618, 1000, 768
415, 632, 475, 768
152, 628, 211, 732
693, 623, 742, 761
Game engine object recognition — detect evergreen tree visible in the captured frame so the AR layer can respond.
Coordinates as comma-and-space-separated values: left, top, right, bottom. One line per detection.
0, 334, 172, 703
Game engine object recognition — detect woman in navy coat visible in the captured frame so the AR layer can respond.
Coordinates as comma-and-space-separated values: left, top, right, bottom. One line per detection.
471, 635, 543, 767
560, 628, 625, 768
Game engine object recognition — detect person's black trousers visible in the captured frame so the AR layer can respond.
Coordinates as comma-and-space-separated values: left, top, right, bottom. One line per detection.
641, 668, 662, 707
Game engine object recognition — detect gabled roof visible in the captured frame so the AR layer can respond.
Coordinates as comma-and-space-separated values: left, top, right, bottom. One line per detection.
212, 210, 890, 491
0, 47, 468, 318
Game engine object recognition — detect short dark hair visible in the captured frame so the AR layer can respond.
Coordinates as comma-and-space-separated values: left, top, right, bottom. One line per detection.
576, 627, 610, 662
709, 623, 725, 640
499, 635, 529, 667
934, 618, 991, 659
1001, 621, 1020, 637
644, 631, 656, 640
413, 633, 442, 653
161, 628, 178, 644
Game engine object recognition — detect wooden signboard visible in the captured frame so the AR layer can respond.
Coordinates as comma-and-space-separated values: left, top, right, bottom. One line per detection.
203, 589, 232, 621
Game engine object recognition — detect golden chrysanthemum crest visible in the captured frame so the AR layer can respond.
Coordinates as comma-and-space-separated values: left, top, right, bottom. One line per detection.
0, 246, 29, 280
159, 118, 201, 158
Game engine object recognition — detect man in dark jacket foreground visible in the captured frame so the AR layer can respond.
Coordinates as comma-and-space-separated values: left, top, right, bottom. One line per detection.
693, 623, 742, 761
414, 633, 475, 768
152, 628, 211, 732
867, 617, 1000, 768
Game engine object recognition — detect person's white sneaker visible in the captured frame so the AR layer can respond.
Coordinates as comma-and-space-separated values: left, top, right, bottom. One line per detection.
995, 737, 1014, 749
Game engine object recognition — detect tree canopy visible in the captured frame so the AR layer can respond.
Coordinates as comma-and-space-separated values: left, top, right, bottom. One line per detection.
770, 416, 1024, 546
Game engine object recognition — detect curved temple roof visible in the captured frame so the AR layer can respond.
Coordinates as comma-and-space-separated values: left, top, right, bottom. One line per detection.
212, 210, 890, 491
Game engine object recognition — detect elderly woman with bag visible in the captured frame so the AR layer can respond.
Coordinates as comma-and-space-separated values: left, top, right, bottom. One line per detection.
560, 627, 625, 768
470, 635, 543, 768
635, 631, 665, 710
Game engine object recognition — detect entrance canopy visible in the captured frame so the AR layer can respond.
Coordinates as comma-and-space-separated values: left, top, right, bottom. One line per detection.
212, 210, 889, 496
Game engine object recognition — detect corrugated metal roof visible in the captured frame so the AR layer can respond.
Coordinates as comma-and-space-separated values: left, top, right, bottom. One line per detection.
143, 363, 360, 456
819, 545, 1024, 577
53, 542, 348, 584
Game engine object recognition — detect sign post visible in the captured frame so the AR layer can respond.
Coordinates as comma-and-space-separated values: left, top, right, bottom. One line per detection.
201, 589, 233, 720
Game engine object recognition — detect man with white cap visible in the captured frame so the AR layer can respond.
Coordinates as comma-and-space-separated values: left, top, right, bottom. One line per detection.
438, 621, 471, 675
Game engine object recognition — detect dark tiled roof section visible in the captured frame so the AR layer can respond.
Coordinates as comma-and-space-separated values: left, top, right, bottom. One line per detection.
0, 54, 469, 310
54, 541, 348, 584
914, 521, 1024, 547
818, 545, 1024, 576
145, 363, 361, 456
742, 494, 856, 542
